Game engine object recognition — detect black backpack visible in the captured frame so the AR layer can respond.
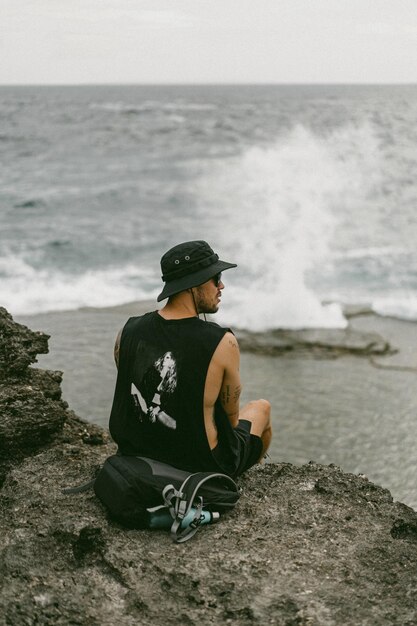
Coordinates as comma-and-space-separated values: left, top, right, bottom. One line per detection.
64, 455, 239, 543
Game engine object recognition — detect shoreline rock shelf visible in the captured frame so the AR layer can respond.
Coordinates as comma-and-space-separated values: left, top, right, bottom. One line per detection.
1, 307, 416, 625
236, 326, 393, 357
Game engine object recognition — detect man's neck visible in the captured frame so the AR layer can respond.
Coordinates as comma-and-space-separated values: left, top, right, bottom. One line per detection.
158, 293, 198, 320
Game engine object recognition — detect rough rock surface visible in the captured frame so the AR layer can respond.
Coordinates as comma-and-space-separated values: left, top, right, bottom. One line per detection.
236, 327, 393, 357
1, 308, 417, 626
0, 307, 49, 377
0, 308, 69, 482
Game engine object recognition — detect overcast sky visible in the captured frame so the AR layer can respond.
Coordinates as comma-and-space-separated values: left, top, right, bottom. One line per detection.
2, 0, 417, 85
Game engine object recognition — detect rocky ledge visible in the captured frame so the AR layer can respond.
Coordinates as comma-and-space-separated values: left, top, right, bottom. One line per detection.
1, 307, 417, 626
236, 326, 393, 358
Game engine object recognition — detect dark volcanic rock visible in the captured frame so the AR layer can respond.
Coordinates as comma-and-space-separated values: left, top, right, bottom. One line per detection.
0, 309, 106, 482
0, 381, 67, 458
1, 451, 417, 626
1, 308, 417, 625
0, 307, 49, 377
0, 309, 68, 469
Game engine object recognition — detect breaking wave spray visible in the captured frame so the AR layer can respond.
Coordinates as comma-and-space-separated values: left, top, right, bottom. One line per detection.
195, 123, 381, 330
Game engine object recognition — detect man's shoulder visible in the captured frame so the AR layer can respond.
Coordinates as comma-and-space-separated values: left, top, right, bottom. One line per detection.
124, 310, 156, 329
218, 330, 239, 350
119, 311, 157, 343
205, 319, 234, 335
195, 320, 232, 346
210, 329, 239, 364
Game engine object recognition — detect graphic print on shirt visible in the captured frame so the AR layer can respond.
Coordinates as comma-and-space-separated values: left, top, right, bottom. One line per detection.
131, 351, 177, 430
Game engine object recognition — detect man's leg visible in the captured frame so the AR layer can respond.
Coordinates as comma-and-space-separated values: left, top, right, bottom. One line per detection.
239, 399, 272, 461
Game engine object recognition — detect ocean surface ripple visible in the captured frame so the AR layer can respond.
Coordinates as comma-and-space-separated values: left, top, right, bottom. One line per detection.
2, 84, 417, 329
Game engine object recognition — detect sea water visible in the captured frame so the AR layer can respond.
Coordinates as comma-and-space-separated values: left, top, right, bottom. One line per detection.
2, 84, 417, 329
3, 85, 417, 507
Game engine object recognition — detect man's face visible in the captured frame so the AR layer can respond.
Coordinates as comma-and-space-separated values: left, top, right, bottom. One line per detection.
194, 274, 224, 314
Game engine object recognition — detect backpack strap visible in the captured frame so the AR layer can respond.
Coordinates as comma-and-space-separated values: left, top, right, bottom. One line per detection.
171, 497, 204, 543
163, 472, 237, 543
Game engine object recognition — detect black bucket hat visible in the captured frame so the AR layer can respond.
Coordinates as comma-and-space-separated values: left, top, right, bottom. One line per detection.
157, 240, 237, 302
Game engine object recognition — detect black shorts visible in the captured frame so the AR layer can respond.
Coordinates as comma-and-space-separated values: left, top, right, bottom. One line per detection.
234, 419, 263, 476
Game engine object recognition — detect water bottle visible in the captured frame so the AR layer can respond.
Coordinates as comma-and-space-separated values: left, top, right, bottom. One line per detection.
148, 506, 220, 530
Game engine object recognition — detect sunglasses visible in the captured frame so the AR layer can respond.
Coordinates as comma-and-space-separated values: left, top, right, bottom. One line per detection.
212, 272, 222, 287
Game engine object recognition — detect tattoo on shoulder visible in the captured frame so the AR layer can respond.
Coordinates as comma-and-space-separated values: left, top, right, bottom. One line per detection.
228, 338, 238, 349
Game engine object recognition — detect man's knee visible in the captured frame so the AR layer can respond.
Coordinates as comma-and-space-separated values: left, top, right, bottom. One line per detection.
244, 398, 271, 432
252, 398, 271, 422
258, 398, 271, 414
250, 399, 272, 459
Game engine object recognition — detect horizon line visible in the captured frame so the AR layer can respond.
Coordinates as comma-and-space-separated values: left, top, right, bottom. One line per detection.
1, 81, 417, 88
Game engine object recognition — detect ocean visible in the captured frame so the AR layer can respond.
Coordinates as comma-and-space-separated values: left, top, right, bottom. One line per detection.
2, 85, 417, 507
2, 84, 417, 328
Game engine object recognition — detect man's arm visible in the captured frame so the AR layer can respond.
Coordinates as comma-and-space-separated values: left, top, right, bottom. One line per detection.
218, 332, 242, 429
114, 328, 122, 369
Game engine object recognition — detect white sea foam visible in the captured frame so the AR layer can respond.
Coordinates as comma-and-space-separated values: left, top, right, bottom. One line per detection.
195, 123, 384, 329
90, 101, 158, 113
90, 101, 217, 114
0, 255, 157, 316
372, 295, 417, 322
218, 286, 346, 331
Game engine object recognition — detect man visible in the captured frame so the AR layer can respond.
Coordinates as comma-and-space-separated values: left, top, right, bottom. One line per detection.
109, 240, 272, 478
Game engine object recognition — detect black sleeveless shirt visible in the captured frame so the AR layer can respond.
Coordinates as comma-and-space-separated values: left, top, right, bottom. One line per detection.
109, 311, 241, 475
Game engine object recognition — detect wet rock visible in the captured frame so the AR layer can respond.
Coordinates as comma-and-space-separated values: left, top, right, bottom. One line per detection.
236, 326, 393, 357
340, 303, 375, 319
